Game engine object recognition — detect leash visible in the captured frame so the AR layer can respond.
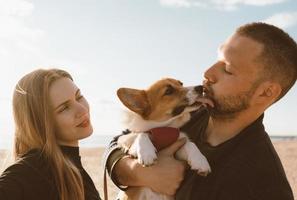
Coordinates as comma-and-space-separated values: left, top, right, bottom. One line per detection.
103, 167, 108, 200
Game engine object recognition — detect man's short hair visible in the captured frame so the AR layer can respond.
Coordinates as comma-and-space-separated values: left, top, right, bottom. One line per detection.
236, 22, 297, 101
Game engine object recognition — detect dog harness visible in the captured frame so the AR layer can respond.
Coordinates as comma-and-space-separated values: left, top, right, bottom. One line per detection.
147, 127, 180, 151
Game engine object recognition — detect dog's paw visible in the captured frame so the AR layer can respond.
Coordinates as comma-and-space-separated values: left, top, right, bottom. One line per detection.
189, 154, 211, 176
137, 145, 157, 166
121, 146, 130, 154
127, 142, 137, 158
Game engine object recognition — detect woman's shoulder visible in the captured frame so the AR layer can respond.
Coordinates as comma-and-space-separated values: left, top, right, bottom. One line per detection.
1, 149, 50, 182
0, 150, 58, 199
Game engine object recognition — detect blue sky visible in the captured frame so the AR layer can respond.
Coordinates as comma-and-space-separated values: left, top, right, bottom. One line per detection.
0, 0, 297, 148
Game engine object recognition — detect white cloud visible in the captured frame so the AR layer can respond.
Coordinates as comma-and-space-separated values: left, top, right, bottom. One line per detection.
214, 0, 286, 6
159, 0, 288, 10
263, 12, 297, 29
0, 0, 34, 17
0, 0, 46, 84
0, 0, 44, 51
0, 0, 46, 76
160, 0, 192, 7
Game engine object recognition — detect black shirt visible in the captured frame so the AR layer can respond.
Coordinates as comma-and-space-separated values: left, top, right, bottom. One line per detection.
0, 146, 101, 200
104, 108, 294, 200
176, 109, 294, 200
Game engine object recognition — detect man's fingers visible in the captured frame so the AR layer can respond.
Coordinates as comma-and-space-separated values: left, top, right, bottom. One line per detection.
159, 138, 187, 156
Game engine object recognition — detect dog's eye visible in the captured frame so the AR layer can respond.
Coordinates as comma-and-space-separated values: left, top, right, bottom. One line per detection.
164, 85, 174, 96
178, 81, 183, 86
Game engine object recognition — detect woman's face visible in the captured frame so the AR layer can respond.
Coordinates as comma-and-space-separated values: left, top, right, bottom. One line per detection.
49, 77, 93, 146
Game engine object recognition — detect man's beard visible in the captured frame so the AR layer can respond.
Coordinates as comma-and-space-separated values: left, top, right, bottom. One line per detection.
205, 87, 256, 120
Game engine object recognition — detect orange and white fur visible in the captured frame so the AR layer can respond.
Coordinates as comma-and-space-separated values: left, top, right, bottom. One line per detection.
116, 78, 212, 200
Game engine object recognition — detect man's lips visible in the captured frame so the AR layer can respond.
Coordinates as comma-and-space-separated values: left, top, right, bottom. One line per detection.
76, 119, 90, 128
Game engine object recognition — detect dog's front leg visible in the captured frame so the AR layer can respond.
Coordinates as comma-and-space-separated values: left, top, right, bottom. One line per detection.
118, 133, 139, 153
175, 133, 211, 176
129, 133, 157, 166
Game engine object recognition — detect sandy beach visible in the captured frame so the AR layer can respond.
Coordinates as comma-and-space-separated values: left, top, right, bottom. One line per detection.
1, 140, 296, 199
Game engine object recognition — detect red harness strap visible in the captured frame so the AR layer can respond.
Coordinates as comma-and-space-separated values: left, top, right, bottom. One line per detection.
148, 127, 180, 151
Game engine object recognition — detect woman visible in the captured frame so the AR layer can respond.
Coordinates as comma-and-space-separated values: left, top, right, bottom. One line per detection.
0, 69, 101, 200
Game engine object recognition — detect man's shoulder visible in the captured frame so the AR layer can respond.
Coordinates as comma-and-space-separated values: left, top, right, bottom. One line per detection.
176, 132, 294, 200
212, 141, 293, 200
228, 132, 279, 168
222, 133, 289, 185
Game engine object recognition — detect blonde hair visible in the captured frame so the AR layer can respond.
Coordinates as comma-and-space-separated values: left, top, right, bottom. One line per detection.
13, 68, 85, 200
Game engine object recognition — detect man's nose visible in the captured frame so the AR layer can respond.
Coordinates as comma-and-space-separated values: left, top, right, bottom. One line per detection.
203, 64, 217, 84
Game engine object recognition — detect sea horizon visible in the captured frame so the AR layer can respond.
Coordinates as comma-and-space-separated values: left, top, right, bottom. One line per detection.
1, 134, 297, 150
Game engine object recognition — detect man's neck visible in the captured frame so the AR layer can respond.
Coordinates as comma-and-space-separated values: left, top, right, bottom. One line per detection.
205, 110, 263, 146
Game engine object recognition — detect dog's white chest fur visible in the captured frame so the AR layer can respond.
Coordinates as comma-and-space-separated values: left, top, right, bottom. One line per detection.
117, 112, 211, 200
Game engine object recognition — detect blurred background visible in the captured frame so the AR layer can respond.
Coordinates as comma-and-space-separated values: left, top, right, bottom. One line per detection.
0, 0, 297, 149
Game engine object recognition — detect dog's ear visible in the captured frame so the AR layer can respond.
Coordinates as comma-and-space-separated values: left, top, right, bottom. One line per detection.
117, 88, 151, 118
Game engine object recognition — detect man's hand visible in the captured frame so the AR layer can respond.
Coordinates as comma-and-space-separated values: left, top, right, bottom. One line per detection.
145, 138, 188, 195
114, 138, 187, 195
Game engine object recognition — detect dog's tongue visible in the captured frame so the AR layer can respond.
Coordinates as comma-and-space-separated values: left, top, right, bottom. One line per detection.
194, 85, 214, 108
148, 127, 180, 151
196, 97, 214, 108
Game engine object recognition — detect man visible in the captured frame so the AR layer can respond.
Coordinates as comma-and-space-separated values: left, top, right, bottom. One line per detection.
104, 22, 296, 199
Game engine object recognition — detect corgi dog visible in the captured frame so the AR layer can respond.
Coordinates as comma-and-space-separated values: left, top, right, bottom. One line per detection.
116, 78, 213, 200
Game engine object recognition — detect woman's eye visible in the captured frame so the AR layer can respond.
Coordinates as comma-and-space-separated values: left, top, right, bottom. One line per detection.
164, 85, 174, 96
58, 105, 69, 113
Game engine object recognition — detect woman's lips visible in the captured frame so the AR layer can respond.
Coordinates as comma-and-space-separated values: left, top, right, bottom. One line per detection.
76, 119, 90, 128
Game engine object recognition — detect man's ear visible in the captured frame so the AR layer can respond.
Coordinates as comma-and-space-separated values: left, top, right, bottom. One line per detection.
254, 81, 282, 106
117, 88, 151, 118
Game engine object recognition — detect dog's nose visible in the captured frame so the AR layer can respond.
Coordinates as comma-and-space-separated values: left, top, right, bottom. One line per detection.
194, 85, 203, 94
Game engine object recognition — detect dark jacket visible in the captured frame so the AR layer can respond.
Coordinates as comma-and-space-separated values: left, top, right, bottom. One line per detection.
104, 108, 294, 200
0, 146, 101, 200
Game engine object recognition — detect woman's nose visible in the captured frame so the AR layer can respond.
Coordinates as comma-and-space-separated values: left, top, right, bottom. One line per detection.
75, 103, 88, 118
